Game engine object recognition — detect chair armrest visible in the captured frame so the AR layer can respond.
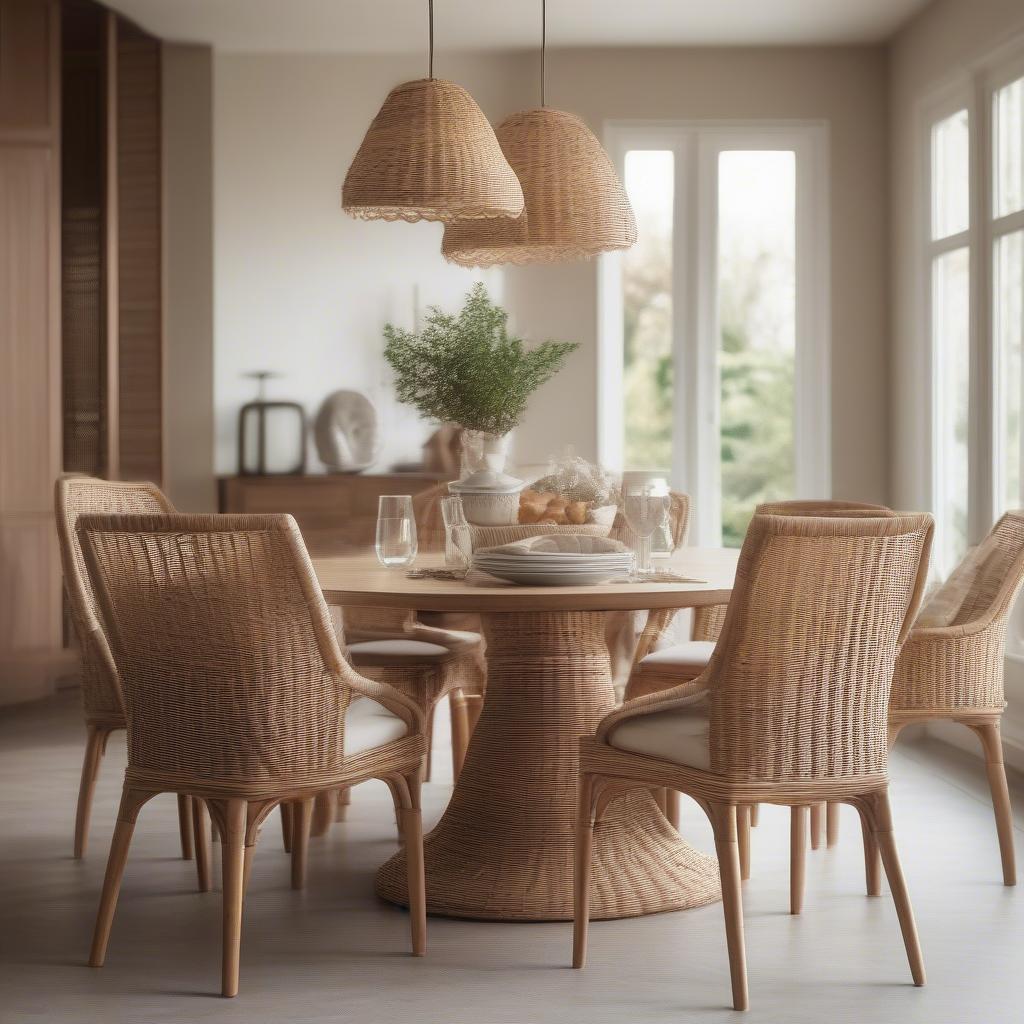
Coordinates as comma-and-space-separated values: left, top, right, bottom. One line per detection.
336, 664, 427, 735
596, 678, 710, 742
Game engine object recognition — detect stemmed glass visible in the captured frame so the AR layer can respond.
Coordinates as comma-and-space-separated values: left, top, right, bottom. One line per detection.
376, 495, 418, 569
440, 495, 473, 577
622, 483, 671, 579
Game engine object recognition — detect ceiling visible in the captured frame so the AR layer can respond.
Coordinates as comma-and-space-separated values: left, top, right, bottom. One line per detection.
105, 0, 933, 53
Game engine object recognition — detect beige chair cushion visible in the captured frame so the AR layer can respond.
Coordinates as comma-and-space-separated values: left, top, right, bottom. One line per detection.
348, 638, 452, 665
639, 640, 715, 675
345, 697, 408, 755
607, 689, 711, 770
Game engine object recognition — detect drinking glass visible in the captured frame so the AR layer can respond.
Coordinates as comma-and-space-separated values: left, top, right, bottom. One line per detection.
622, 483, 670, 579
441, 495, 473, 576
376, 495, 417, 569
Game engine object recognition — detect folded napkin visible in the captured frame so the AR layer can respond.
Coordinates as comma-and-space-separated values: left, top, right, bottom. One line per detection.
480, 535, 631, 557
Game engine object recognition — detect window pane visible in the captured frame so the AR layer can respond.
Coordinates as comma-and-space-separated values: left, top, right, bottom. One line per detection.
718, 150, 796, 547
622, 150, 674, 472
932, 246, 970, 575
932, 109, 970, 239
994, 76, 1024, 218
996, 230, 1024, 512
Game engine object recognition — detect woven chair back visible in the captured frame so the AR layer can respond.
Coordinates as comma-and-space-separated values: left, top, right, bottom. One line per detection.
55, 476, 174, 722
77, 513, 355, 792
704, 513, 933, 781
755, 498, 890, 515
921, 511, 1024, 628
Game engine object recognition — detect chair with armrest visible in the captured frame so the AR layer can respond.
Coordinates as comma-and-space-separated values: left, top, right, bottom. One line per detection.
78, 512, 428, 997
574, 512, 933, 1010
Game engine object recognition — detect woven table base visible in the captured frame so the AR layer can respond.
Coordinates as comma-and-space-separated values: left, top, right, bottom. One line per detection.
376, 610, 721, 921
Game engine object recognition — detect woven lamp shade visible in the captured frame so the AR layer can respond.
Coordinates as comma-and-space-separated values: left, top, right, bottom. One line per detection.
442, 107, 637, 266
342, 78, 525, 224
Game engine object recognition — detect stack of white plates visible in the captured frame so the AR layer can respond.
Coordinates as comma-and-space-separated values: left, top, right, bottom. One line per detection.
474, 547, 633, 587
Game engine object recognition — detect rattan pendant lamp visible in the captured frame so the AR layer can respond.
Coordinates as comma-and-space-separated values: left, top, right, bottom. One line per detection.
342, 0, 524, 223
442, 0, 636, 265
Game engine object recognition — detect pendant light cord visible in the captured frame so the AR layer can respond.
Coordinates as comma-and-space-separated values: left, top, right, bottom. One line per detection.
428, 0, 434, 79
541, 0, 547, 106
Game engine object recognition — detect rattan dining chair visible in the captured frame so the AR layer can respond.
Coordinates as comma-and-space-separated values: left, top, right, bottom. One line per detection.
78, 512, 428, 998
574, 512, 933, 1010
625, 498, 892, 851
54, 476, 202, 871
875, 510, 1024, 888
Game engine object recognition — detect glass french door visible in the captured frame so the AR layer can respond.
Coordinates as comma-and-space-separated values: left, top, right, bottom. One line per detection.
601, 124, 829, 546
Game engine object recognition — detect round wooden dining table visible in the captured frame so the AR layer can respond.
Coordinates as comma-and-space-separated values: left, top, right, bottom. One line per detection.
314, 547, 739, 922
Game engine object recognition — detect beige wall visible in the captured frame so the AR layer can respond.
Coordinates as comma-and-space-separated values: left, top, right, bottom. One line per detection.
163, 44, 216, 511
210, 46, 890, 494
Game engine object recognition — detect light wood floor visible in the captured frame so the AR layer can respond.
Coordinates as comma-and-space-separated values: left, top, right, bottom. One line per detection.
0, 691, 1022, 1023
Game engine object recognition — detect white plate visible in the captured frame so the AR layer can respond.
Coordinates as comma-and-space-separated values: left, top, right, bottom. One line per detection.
483, 568, 620, 586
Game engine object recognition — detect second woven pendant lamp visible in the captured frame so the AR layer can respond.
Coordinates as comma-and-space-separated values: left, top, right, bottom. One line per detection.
442, 1, 636, 266
342, 1, 524, 223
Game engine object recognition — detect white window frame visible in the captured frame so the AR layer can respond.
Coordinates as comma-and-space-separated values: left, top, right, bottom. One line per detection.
598, 120, 831, 546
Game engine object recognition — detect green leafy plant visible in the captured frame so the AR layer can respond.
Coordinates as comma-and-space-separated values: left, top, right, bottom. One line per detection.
383, 283, 579, 435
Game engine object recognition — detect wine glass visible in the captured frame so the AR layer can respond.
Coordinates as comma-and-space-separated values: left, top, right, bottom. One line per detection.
376, 495, 417, 569
440, 495, 473, 577
622, 483, 670, 579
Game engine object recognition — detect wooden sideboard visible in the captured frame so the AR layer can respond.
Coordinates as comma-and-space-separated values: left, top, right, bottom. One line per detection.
218, 474, 447, 555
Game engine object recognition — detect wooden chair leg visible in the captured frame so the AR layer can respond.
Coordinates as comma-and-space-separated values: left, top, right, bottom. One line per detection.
88, 816, 136, 966
465, 692, 483, 733
967, 719, 1017, 886
399, 776, 427, 957
749, 802, 760, 827
220, 799, 247, 998
279, 801, 293, 853
826, 801, 840, 847
665, 789, 681, 831
810, 802, 825, 850
737, 804, 751, 881
450, 689, 471, 781
242, 844, 256, 895
869, 791, 925, 987
290, 797, 314, 890
711, 802, 749, 1011
857, 803, 882, 896
572, 774, 596, 969
790, 805, 807, 915
177, 795, 195, 860
74, 725, 107, 859
423, 705, 435, 783
311, 790, 334, 838
335, 786, 352, 822
192, 798, 211, 892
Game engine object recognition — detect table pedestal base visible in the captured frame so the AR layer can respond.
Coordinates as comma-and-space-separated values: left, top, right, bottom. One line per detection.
376, 610, 721, 921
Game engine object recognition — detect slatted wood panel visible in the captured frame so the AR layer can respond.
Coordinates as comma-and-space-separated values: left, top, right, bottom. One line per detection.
0, 0, 64, 703
116, 22, 162, 482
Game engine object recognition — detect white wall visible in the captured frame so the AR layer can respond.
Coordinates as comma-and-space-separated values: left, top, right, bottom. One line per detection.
213, 52, 526, 476
505, 46, 892, 501
212, 45, 891, 495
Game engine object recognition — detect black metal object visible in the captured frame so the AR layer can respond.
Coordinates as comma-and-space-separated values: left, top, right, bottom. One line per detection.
237, 372, 307, 476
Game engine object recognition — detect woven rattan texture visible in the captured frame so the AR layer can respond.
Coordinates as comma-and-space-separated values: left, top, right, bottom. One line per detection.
342, 79, 524, 224
77, 513, 425, 797
55, 477, 174, 724
375, 609, 720, 920
604, 514, 933, 783
441, 107, 636, 266
891, 510, 1024, 714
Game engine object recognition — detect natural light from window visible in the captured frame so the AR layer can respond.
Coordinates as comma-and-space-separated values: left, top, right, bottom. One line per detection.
622, 150, 674, 473
718, 150, 796, 546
